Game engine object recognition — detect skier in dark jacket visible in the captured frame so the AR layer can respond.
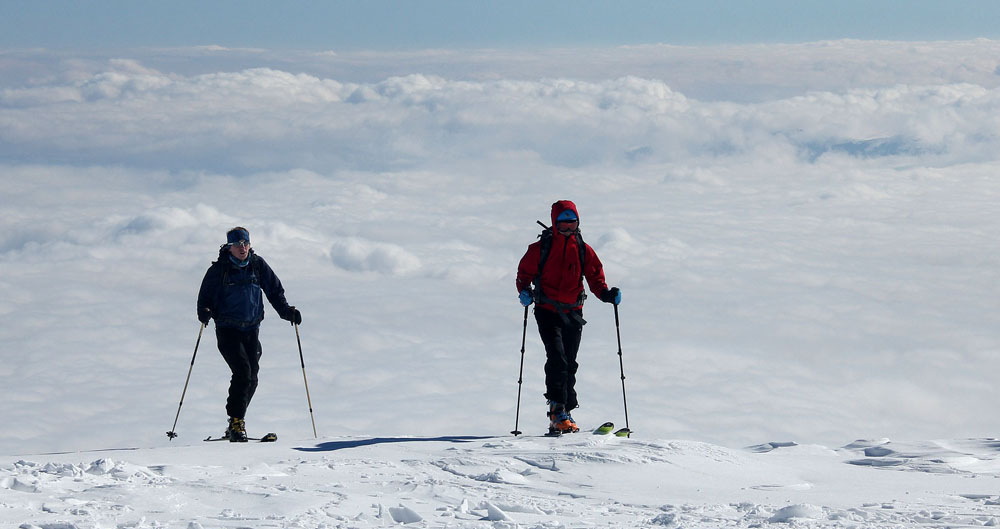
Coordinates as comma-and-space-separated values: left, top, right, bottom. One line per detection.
197, 226, 302, 442
516, 200, 621, 434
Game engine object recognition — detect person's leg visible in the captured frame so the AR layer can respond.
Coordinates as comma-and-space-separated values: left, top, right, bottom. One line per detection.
536, 309, 569, 407
241, 328, 261, 410
561, 310, 584, 412
217, 327, 253, 419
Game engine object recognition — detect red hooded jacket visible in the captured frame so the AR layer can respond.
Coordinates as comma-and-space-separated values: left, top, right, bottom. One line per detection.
516, 200, 609, 313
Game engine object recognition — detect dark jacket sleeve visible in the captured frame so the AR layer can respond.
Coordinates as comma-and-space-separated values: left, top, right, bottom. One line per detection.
197, 263, 220, 319
256, 256, 294, 320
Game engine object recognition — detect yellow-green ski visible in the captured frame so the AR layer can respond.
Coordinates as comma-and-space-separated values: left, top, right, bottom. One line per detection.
594, 422, 615, 435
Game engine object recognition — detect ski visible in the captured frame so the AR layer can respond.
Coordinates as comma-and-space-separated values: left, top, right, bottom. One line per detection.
614, 428, 632, 438
204, 432, 278, 443
594, 422, 615, 435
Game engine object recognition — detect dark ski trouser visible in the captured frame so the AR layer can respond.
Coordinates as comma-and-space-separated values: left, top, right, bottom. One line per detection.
535, 307, 583, 411
216, 326, 261, 419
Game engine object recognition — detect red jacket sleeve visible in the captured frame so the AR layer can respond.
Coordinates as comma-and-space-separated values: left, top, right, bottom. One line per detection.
516, 242, 541, 292
583, 243, 609, 297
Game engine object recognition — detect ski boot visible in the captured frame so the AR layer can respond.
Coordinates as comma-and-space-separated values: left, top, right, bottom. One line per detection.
226, 417, 248, 443
565, 404, 578, 429
547, 401, 579, 435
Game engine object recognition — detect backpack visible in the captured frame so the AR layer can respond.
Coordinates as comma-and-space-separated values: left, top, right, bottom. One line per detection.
532, 221, 589, 327
534, 220, 586, 282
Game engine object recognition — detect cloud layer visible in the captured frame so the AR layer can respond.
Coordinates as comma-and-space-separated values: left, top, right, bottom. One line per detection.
3, 40, 1000, 175
2, 40, 1000, 454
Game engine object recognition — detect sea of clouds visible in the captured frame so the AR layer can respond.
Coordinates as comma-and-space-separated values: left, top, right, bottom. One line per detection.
1, 40, 999, 455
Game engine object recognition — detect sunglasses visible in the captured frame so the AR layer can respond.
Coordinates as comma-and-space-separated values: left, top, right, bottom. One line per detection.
231, 240, 250, 248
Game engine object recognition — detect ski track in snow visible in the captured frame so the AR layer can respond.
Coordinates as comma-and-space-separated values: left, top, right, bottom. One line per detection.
3, 435, 1000, 528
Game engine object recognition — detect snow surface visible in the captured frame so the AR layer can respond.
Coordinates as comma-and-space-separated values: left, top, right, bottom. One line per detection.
3, 39, 1000, 527
4, 435, 1000, 528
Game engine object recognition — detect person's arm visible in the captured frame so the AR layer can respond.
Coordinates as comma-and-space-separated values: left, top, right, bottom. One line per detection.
256, 256, 298, 322
583, 244, 609, 296
196, 264, 219, 323
516, 242, 541, 293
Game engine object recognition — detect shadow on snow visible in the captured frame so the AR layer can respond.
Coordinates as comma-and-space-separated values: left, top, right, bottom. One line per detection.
294, 435, 496, 452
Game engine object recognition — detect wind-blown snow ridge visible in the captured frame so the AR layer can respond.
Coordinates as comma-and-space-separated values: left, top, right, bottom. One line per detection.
3, 435, 1000, 528
840, 437, 1000, 474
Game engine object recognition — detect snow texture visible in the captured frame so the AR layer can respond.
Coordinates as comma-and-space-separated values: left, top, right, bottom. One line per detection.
4, 437, 1000, 528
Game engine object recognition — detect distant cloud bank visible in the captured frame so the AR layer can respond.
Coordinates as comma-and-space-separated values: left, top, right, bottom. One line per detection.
2, 39, 1000, 175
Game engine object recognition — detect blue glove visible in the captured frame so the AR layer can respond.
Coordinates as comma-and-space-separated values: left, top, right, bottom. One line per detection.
519, 289, 534, 306
600, 287, 621, 305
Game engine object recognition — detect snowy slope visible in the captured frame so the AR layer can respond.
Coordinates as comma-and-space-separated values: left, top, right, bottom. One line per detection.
5, 434, 1000, 528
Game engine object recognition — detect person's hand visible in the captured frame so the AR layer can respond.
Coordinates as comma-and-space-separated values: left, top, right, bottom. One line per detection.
519, 290, 534, 307
600, 287, 621, 305
288, 306, 302, 325
198, 307, 212, 325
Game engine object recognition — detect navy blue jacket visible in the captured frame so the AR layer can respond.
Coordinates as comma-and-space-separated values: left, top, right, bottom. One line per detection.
197, 248, 294, 330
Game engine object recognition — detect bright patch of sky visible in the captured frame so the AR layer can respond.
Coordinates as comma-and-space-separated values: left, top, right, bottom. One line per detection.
3, 0, 1000, 50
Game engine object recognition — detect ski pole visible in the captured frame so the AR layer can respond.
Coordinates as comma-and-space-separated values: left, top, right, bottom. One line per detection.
511, 305, 529, 436
166, 322, 206, 440
294, 323, 318, 438
614, 304, 631, 437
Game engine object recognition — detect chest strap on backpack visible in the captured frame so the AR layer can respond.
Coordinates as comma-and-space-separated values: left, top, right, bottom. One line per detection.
533, 287, 588, 327
220, 255, 261, 287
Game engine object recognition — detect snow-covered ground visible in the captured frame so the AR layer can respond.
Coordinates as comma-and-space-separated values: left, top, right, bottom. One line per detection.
3, 39, 1000, 527
5, 434, 1000, 528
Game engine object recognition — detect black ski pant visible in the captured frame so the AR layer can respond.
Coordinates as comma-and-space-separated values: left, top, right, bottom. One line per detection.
535, 307, 584, 412
216, 326, 261, 420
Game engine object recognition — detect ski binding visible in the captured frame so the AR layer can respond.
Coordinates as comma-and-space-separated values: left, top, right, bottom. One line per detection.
204, 432, 278, 443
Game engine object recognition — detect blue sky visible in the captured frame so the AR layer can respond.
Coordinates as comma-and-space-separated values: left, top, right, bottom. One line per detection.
3, 0, 1000, 50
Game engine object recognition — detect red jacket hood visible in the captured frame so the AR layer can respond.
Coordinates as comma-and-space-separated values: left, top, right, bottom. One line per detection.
550, 200, 579, 226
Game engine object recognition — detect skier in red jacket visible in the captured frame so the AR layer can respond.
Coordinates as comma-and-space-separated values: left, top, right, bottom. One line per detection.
516, 200, 621, 434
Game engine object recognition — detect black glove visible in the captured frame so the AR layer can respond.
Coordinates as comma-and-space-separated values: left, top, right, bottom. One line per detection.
198, 307, 212, 325
599, 287, 621, 305
287, 306, 302, 325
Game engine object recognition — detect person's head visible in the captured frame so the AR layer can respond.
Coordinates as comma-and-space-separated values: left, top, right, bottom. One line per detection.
550, 200, 580, 236
226, 227, 251, 260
